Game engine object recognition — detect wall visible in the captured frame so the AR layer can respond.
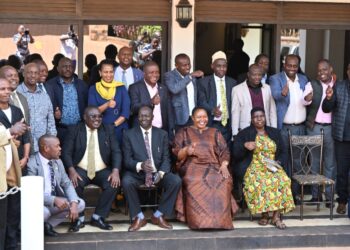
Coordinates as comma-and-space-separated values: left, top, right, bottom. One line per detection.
329, 30, 345, 80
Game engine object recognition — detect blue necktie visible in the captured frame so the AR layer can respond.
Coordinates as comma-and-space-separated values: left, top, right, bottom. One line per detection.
122, 70, 127, 88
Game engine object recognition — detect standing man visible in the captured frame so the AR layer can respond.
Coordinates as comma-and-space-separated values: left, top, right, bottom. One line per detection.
33, 59, 49, 93
231, 64, 276, 137
17, 63, 57, 154
255, 54, 270, 84
303, 59, 336, 205
129, 61, 172, 137
322, 62, 350, 214
13, 25, 34, 62
45, 57, 88, 143
61, 107, 121, 230
0, 78, 29, 249
164, 53, 204, 132
0, 65, 30, 124
122, 105, 181, 232
198, 51, 237, 142
27, 135, 85, 236
113, 46, 143, 89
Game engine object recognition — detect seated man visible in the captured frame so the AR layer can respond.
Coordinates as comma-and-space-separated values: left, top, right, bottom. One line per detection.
27, 135, 85, 236
61, 106, 121, 230
122, 105, 181, 232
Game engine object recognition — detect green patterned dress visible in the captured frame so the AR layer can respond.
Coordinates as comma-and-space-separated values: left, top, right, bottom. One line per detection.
243, 134, 295, 215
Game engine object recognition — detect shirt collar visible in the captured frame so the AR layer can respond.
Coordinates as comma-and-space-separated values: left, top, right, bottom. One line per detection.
214, 74, 225, 82
140, 126, 152, 136
85, 124, 96, 133
117, 66, 132, 73
38, 152, 50, 167
20, 82, 41, 93
59, 77, 75, 85
175, 69, 187, 79
144, 80, 158, 89
284, 72, 299, 83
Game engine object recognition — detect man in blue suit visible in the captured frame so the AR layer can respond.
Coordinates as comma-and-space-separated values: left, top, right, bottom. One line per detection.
164, 53, 203, 132
114, 46, 143, 89
270, 54, 309, 194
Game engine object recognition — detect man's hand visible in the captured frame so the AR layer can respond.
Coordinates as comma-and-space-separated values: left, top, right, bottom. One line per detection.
68, 202, 79, 222
325, 85, 333, 100
54, 197, 69, 210
244, 141, 256, 151
304, 91, 313, 102
54, 107, 62, 120
108, 99, 116, 108
153, 172, 161, 185
141, 159, 153, 173
212, 104, 222, 118
68, 167, 82, 188
9, 119, 28, 136
186, 143, 196, 156
107, 169, 120, 188
151, 92, 161, 105
191, 70, 204, 78
19, 157, 28, 169
281, 82, 289, 97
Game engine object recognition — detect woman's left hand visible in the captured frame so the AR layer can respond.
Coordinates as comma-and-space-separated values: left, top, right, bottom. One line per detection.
219, 165, 230, 179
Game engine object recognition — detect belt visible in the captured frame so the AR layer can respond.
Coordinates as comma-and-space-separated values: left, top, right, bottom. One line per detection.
283, 122, 304, 126
315, 122, 331, 126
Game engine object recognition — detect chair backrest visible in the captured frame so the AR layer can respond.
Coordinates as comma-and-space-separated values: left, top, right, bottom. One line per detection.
288, 129, 324, 176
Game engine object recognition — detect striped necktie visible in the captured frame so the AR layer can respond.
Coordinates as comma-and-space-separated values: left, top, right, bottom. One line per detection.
144, 131, 153, 187
48, 161, 56, 196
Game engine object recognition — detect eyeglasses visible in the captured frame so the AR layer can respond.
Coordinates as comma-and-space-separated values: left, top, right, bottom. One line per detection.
88, 114, 103, 119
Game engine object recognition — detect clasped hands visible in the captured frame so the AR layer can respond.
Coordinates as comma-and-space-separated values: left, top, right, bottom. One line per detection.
141, 159, 161, 184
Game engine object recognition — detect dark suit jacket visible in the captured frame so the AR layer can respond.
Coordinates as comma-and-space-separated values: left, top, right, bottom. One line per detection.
232, 125, 287, 180
0, 105, 30, 159
128, 80, 173, 135
45, 76, 88, 125
61, 122, 122, 171
164, 69, 198, 126
9, 91, 30, 124
197, 74, 237, 125
122, 126, 171, 175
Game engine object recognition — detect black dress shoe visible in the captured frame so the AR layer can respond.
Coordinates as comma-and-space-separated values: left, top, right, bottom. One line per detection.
44, 222, 58, 237
90, 217, 113, 230
69, 220, 85, 232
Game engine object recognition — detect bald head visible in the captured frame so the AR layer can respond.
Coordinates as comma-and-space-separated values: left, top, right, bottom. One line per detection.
118, 46, 133, 69
38, 135, 61, 160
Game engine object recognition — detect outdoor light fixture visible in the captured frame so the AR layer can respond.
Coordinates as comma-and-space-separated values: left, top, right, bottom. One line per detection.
176, 0, 192, 28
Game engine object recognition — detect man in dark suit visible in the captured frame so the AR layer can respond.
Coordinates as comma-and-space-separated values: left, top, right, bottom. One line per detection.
45, 57, 88, 144
0, 65, 30, 124
114, 46, 144, 89
61, 106, 121, 230
122, 105, 181, 232
164, 53, 203, 132
198, 51, 237, 142
27, 135, 85, 236
129, 61, 173, 138
0, 78, 29, 250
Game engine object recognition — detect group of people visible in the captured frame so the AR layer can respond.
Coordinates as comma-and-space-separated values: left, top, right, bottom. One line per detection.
0, 33, 349, 250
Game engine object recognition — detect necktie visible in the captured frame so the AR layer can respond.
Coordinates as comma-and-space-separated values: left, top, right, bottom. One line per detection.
48, 161, 56, 196
219, 79, 228, 127
11, 93, 20, 108
122, 70, 127, 88
87, 130, 96, 180
144, 131, 153, 187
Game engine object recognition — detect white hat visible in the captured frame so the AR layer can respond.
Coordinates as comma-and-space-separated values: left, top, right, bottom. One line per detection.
212, 51, 227, 63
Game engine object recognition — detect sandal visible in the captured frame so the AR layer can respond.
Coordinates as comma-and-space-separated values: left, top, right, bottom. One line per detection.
271, 218, 287, 230
258, 212, 270, 226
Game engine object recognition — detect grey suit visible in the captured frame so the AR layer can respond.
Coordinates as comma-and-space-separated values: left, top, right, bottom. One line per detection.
27, 153, 85, 227
164, 69, 197, 127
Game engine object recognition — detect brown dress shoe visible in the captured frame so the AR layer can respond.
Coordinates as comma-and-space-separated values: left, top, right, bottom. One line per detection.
150, 215, 173, 229
336, 203, 347, 214
128, 217, 147, 232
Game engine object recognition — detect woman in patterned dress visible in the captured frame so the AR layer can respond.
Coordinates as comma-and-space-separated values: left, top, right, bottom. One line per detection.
173, 107, 238, 229
233, 107, 295, 229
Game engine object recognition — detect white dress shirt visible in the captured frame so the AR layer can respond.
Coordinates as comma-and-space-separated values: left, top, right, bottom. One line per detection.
213, 74, 226, 121
176, 70, 195, 115
145, 81, 163, 128
283, 74, 307, 124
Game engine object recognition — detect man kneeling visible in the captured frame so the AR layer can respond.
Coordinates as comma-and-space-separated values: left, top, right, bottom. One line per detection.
27, 135, 85, 236
122, 105, 181, 232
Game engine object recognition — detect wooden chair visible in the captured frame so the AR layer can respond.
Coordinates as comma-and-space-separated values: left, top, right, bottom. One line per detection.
288, 129, 335, 220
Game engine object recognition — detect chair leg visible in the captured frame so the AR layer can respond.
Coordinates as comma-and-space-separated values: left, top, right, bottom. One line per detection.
330, 184, 334, 220
316, 185, 320, 212
300, 185, 304, 220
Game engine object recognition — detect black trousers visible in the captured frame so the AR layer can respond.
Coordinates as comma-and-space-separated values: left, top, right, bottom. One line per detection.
122, 171, 181, 219
0, 188, 20, 250
75, 167, 118, 218
334, 140, 350, 204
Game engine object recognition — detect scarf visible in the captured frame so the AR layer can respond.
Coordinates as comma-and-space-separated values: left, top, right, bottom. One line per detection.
96, 79, 124, 100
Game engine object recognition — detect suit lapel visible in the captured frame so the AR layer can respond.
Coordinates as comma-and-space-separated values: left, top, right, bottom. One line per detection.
136, 127, 148, 158
97, 126, 106, 157
210, 75, 217, 106
80, 123, 87, 151
225, 76, 231, 108
142, 82, 151, 99
0, 109, 11, 128
151, 127, 158, 160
